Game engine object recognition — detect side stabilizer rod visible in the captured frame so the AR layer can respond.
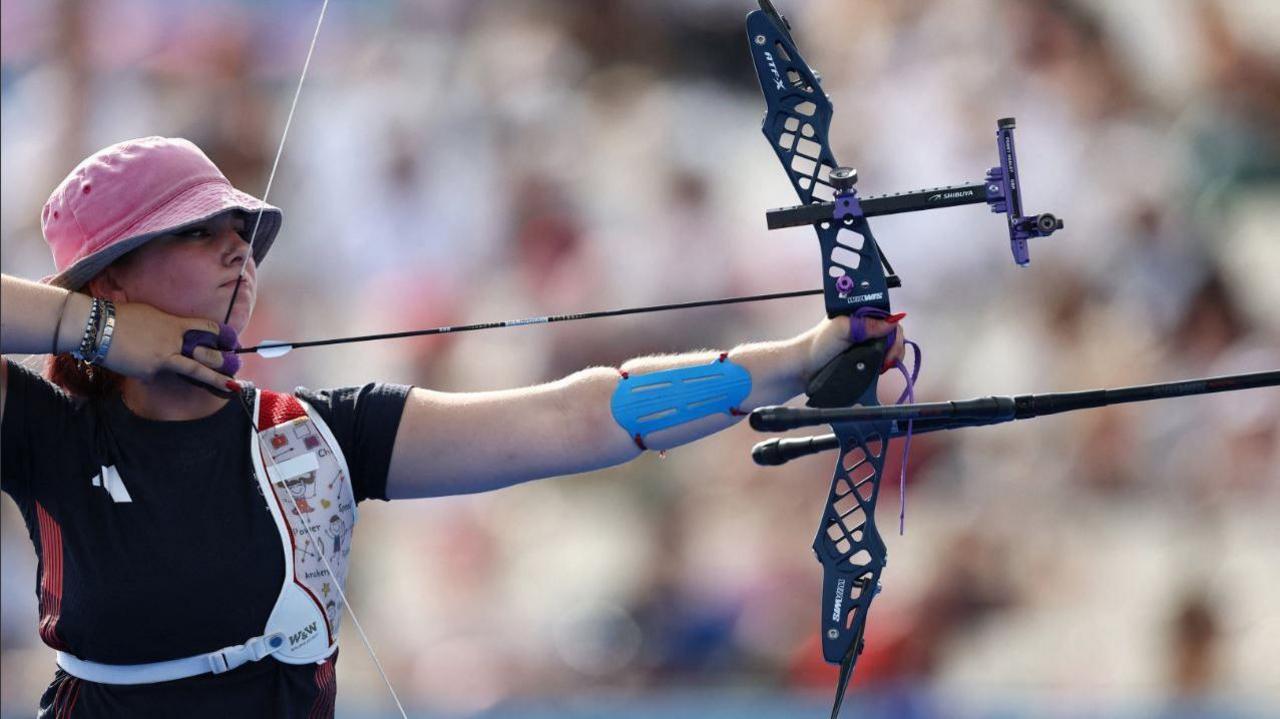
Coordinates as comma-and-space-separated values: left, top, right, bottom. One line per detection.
750, 370, 1280, 465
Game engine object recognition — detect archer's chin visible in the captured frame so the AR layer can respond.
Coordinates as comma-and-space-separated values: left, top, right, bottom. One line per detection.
224, 305, 255, 336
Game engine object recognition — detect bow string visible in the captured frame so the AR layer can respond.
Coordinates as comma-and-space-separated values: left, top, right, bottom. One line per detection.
218, 2, 410, 717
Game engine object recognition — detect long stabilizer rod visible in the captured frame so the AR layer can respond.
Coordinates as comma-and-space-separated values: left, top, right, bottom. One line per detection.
751, 369, 1280, 466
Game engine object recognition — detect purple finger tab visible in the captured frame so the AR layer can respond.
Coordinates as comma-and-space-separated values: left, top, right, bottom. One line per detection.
182, 326, 242, 377
216, 323, 240, 351
218, 351, 242, 376
181, 329, 215, 358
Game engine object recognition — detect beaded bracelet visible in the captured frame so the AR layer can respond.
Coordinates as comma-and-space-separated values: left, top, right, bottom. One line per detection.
72, 298, 103, 362
87, 300, 117, 365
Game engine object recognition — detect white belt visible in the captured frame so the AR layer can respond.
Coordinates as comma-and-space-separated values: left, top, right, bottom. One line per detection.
56, 631, 286, 685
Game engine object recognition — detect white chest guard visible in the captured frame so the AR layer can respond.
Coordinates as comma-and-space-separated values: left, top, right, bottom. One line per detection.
56, 389, 357, 684
249, 388, 356, 665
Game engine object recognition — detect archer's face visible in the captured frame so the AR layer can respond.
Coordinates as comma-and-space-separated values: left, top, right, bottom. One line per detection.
105, 212, 258, 333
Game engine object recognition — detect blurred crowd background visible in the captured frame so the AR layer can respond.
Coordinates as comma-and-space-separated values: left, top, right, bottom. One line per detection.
2, 0, 1278, 717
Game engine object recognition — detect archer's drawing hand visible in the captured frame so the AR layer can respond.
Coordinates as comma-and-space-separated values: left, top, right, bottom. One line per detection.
102, 301, 239, 390
806, 313, 908, 379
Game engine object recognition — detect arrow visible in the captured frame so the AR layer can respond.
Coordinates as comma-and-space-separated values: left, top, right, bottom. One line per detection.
237, 288, 823, 357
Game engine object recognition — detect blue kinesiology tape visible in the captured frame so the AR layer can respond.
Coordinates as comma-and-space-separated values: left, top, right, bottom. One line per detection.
611, 356, 752, 442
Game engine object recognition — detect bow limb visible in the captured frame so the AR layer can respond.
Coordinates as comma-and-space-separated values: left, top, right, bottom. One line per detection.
815, 415, 893, 718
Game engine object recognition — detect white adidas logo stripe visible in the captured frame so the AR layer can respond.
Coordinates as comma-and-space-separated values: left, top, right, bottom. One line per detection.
91, 465, 133, 503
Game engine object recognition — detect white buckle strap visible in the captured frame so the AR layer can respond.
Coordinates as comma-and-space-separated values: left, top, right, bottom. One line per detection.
206, 631, 287, 674
56, 631, 287, 685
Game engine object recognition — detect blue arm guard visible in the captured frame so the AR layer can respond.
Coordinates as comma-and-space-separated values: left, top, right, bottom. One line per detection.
610, 354, 752, 449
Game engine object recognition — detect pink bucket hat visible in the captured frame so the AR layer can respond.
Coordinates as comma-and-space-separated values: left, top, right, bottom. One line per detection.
41, 136, 282, 290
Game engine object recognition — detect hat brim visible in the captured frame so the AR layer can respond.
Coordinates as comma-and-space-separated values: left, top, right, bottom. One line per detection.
42, 181, 282, 290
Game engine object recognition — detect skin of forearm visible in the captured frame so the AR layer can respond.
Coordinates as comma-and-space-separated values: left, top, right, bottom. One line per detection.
542, 330, 819, 475
615, 326, 817, 452
0, 273, 92, 356
390, 325, 822, 498
517, 329, 817, 476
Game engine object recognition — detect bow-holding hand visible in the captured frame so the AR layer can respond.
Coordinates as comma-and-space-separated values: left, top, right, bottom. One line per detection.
805, 312, 908, 384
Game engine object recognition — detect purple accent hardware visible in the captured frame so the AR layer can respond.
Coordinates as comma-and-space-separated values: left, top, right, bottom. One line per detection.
984, 166, 1006, 212
983, 118, 1062, 267
832, 192, 863, 221
182, 323, 243, 376
835, 275, 855, 295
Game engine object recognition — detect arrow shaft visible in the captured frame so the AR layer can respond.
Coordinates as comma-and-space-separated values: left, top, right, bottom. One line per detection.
237, 288, 823, 355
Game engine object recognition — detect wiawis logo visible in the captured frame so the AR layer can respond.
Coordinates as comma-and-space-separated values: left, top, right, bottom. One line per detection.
289, 622, 319, 647
831, 578, 846, 622
763, 52, 785, 90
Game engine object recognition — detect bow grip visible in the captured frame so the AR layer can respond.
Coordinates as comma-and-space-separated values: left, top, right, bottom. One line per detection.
805, 336, 887, 409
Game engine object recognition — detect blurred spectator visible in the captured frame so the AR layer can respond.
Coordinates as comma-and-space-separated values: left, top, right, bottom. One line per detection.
3, 0, 1278, 716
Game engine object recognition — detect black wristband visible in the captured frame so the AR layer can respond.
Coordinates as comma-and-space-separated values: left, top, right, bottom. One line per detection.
50, 290, 74, 355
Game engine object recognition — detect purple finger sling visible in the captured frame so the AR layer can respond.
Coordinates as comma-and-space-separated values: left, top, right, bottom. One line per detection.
847, 308, 922, 534
182, 323, 242, 376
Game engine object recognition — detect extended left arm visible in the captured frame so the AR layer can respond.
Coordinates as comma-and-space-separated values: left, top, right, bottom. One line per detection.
385, 315, 902, 498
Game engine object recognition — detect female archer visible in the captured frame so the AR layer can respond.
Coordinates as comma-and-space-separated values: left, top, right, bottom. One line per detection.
0, 136, 907, 718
